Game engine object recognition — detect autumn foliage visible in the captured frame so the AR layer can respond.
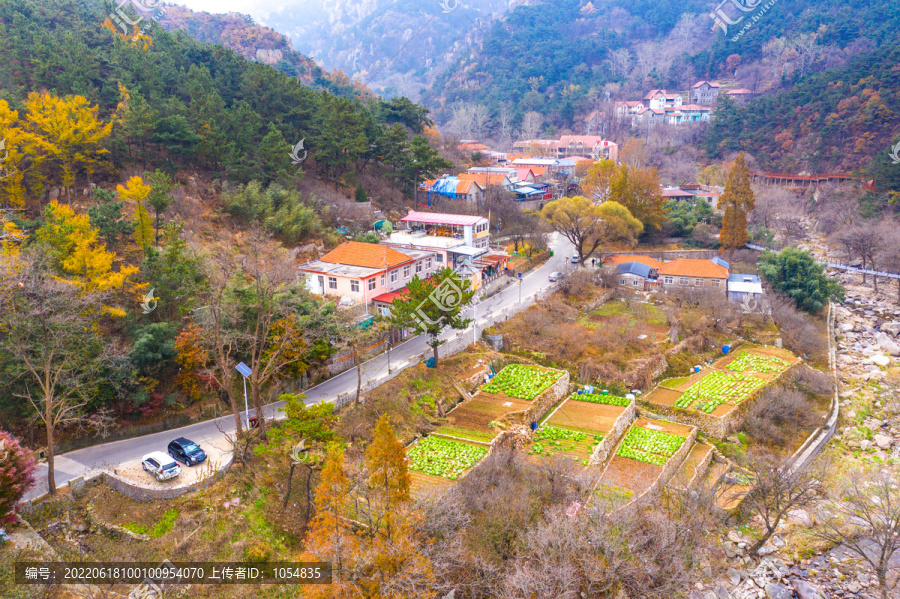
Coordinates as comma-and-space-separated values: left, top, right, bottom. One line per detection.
0, 430, 36, 525
174, 324, 209, 402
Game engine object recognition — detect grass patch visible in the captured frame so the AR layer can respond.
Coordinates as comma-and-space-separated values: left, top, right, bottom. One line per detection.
124, 508, 178, 537
434, 426, 495, 443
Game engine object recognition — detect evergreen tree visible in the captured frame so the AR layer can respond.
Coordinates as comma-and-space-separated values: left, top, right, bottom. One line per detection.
401, 136, 453, 205
354, 184, 367, 203
389, 267, 474, 366
258, 122, 292, 184
759, 247, 845, 313
144, 170, 175, 247
719, 152, 756, 251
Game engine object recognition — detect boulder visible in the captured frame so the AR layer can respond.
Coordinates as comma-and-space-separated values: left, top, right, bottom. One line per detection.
881, 322, 900, 336
871, 355, 891, 367
875, 333, 900, 356
787, 509, 814, 527
764, 582, 792, 599
727, 568, 744, 586
875, 434, 892, 450
791, 579, 823, 599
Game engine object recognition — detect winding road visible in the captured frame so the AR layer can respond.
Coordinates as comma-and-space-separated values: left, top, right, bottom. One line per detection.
24, 234, 576, 501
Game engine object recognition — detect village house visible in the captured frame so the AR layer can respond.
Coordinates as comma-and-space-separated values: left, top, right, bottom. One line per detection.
658, 258, 730, 295
725, 89, 759, 106
458, 172, 514, 191
423, 176, 484, 203
615, 261, 660, 291
643, 90, 683, 109
727, 273, 764, 304
512, 136, 619, 162
298, 241, 438, 309
386, 211, 492, 268
690, 81, 721, 105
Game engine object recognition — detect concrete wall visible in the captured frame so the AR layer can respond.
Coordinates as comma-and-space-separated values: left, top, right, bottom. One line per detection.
589, 399, 636, 467
100, 454, 233, 502
603, 250, 721, 261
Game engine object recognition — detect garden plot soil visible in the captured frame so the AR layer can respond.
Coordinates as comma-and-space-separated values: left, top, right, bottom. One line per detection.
546, 399, 625, 434
669, 442, 713, 491
437, 392, 532, 442
597, 455, 662, 495
632, 417, 693, 438
410, 471, 454, 496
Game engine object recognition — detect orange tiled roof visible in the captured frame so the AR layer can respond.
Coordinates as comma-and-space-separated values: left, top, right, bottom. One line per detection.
658, 258, 729, 279
320, 241, 411, 269
529, 166, 547, 177
506, 154, 533, 161
604, 254, 663, 269
458, 173, 508, 186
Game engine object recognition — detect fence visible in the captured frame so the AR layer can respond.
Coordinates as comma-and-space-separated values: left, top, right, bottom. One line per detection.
787, 302, 840, 476
746, 244, 900, 280
600, 249, 721, 261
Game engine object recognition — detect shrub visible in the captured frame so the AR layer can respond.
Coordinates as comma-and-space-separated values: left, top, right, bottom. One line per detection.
0, 431, 36, 525
769, 295, 828, 363
744, 386, 817, 447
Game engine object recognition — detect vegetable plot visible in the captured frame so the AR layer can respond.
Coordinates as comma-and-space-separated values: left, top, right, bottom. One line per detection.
407, 437, 487, 480
529, 425, 603, 458
726, 352, 788, 374
574, 392, 631, 407
482, 364, 563, 400
674, 371, 766, 413
616, 426, 685, 466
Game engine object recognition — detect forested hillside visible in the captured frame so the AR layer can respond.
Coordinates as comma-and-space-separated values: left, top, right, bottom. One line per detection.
0, 0, 451, 447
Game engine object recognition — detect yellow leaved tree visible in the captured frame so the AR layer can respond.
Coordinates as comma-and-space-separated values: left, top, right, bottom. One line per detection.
36, 201, 141, 316
116, 176, 153, 248
0, 100, 44, 208
24, 92, 112, 204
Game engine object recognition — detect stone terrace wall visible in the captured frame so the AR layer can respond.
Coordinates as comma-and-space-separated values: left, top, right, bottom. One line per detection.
589, 399, 636, 467
632, 426, 698, 505
522, 371, 570, 426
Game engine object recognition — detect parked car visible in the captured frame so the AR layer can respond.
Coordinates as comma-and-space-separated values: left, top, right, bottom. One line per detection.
548, 271, 563, 282
141, 451, 181, 481
167, 437, 207, 466
571, 256, 580, 264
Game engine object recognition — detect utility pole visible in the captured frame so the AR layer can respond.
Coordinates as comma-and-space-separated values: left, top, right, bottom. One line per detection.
235, 362, 252, 431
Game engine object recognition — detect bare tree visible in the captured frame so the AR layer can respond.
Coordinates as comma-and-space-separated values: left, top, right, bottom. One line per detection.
496, 102, 515, 150
520, 111, 544, 142
877, 225, 900, 304
741, 453, 824, 554
199, 258, 246, 436
1, 254, 111, 495
234, 231, 307, 435
817, 467, 900, 599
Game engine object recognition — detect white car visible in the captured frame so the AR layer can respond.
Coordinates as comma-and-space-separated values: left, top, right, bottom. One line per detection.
548, 271, 563, 282
141, 451, 181, 482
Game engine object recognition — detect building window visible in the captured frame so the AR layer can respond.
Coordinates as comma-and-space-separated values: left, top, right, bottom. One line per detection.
381, 274, 385, 286
694, 278, 703, 286
416, 261, 423, 273
368, 278, 376, 291
679, 277, 689, 286
390, 270, 398, 283
351, 280, 359, 293
664, 276, 674, 285
712, 279, 721, 287
435, 254, 443, 263
403, 265, 411, 278
619, 279, 626, 286
328, 277, 337, 290
426, 258, 432, 269
632, 279, 640, 287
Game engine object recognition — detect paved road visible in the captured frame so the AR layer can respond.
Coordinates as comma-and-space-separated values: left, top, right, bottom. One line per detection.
25, 235, 577, 501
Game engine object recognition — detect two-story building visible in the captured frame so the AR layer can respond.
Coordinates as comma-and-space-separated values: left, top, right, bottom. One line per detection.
690, 81, 721, 105
298, 241, 439, 309
386, 211, 492, 269
643, 90, 683, 109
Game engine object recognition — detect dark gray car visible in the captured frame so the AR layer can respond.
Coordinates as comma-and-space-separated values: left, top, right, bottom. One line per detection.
167, 437, 207, 466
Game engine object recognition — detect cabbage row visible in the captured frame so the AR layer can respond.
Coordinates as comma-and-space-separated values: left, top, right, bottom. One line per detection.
482, 364, 563, 400
407, 437, 487, 480
616, 426, 685, 466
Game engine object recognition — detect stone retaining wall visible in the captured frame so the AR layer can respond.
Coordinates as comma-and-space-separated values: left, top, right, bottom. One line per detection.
100, 454, 233, 502
589, 399, 636, 467
633, 426, 698, 504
